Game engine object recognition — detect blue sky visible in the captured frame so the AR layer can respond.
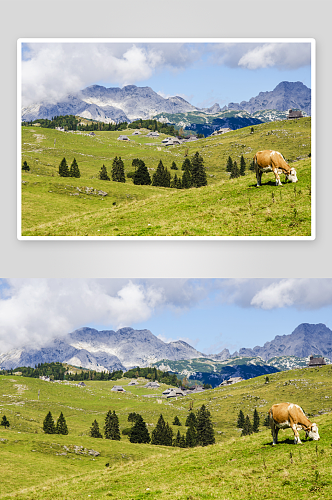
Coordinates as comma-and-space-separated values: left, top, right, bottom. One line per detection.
0, 279, 331, 354
21, 41, 312, 108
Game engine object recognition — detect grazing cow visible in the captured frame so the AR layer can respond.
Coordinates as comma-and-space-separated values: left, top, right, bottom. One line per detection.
254, 150, 298, 186
269, 402, 320, 445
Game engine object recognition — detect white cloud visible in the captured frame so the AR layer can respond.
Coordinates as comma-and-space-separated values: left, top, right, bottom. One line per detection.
238, 43, 311, 70
0, 279, 165, 351
211, 42, 311, 70
251, 279, 332, 310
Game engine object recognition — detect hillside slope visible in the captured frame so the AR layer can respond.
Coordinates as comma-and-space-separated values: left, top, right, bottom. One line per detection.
1, 365, 331, 499
21, 117, 312, 237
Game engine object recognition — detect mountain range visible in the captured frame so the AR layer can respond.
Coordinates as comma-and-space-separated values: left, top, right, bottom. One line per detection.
0, 323, 330, 376
21, 81, 311, 127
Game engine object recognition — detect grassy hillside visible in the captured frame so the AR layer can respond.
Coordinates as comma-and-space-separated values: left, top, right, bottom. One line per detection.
20, 118, 312, 237
1, 364, 331, 498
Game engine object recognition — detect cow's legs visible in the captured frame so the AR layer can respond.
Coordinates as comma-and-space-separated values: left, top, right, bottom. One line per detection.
272, 168, 282, 186
290, 418, 302, 444
255, 166, 262, 187
270, 421, 279, 445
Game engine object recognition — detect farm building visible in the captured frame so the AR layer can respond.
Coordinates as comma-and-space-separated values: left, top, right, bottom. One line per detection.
145, 131, 160, 138
117, 135, 130, 141
144, 381, 160, 389
111, 385, 126, 392
131, 131, 141, 135
287, 109, 303, 119
88, 132, 96, 136
162, 388, 186, 398
211, 128, 232, 136
127, 380, 138, 386
219, 377, 244, 386
307, 355, 326, 367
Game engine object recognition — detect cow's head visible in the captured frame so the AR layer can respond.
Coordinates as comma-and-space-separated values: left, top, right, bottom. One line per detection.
305, 423, 320, 440
286, 167, 298, 183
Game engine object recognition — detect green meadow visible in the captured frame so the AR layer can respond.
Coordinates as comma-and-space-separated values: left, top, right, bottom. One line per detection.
1, 364, 331, 499
20, 118, 312, 237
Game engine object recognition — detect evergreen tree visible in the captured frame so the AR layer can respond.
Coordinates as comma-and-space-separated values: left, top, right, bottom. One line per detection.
249, 159, 255, 171
170, 173, 178, 188
22, 160, 30, 172
173, 430, 182, 447
185, 423, 197, 447
1, 415, 10, 428
151, 414, 173, 446
253, 409, 260, 433
185, 411, 197, 428
182, 158, 191, 171
43, 411, 56, 434
56, 412, 68, 435
152, 160, 171, 188
171, 161, 178, 170
226, 156, 233, 173
59, 157, 70, 177
99, 164, 110, 181
241, 415, 253, 436
128, 412, 139, 424
133, 160, 151, 185
69, 158, 80, 178
112, 156, 126, 183
191, 152, 207, 188
237, 409, 245, 428
129, 414, 150, 444
176, 176, 182, 189
90, 419, 103, 438
181, 164, 192, 189
240, 155, 246, 176
104, 410, 121, 440
196, 405, 215, 446
263, 413, 271, 427
230, 160, 240, 179
172, 416, 181, 426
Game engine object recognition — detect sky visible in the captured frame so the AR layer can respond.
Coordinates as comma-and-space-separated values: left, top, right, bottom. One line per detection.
0, 278, 331, 354
20, 40, 312, 109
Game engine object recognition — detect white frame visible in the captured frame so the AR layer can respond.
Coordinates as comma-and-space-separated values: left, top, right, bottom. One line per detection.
17, 38, 316, 240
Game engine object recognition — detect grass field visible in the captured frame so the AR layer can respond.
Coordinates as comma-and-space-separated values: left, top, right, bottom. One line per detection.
20, 118, 313, 237
1, 364, 331, 498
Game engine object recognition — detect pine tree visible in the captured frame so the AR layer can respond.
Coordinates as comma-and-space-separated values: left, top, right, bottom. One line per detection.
241, 415, 253, 436
237, 410, 245, 428
173, 416, 181, 426
240, 155, 246, 176
173, 430, 182, 447
104, 410, 121, 440
196, 405, 215, 446
249, 160, 255, 171
263, 413, 271, 427
253, 409, 260, 433
133, 160, 151, 185
185, 411, 197, 428
191, 152, 207, 188
181, 164, 192, 189
170, 173, 178, 188
182, 158, 191, 171
112, 156, 126, 183
69, 158, 80, 178
43, 411, 56, 434
130, 415, 150, 443
226, 156, 233, 173
128, 412, 139, 424
171, 161, 178, 170
151, 414, 173, 446
230, 160, 240, 179
90, 419, 103, 438
152, 160, 171, 188
176, 176, 182, 189
185, 424, 197, 447
1, 415, 10, 428
99, 164, 110, 181
22, 161, 30, 172
59, 157, 70, 177
56, 412, 68, 435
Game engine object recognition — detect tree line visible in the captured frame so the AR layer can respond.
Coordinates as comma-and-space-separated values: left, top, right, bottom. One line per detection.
237, 408, 262, 436
90, 404, 215, 448
128, 119, 176, 136
123, 366, 180, 386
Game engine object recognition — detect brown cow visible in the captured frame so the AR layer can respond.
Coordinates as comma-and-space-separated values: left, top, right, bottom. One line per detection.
254, 150, 298, 186
269, 402, 319, 445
